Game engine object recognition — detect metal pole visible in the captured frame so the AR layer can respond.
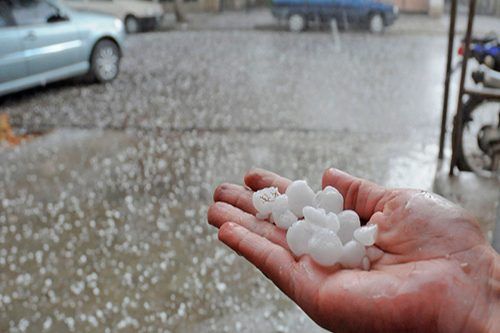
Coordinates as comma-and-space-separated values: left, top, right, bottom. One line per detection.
438, 0, 457, 160
449, 0, 476, 176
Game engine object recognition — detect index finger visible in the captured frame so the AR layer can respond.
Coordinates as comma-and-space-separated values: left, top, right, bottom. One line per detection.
244, 168, 291, 193
322, 168, 392, 221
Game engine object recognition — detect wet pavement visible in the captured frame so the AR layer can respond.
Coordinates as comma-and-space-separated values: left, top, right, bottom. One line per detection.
0, 20, 471, 332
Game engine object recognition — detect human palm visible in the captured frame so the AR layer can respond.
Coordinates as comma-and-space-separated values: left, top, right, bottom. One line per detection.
207, 168, 499, 333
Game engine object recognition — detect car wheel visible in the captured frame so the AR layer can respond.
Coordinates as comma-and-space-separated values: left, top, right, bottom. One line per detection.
288, 14, 305, 32
125, 15, 140, 34
90, 40, 120, 83
369, 13, 384, 34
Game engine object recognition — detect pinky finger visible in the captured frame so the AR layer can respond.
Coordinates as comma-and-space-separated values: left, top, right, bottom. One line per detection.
218, 222, 299, 299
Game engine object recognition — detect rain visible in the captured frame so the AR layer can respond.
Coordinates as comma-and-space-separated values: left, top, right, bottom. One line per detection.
1, 6, 499, 333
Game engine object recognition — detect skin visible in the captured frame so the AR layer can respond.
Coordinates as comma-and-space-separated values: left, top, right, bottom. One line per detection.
207, 168, 500, 333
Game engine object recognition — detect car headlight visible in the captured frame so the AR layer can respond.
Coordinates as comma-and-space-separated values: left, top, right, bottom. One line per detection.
114, 18, 124, 30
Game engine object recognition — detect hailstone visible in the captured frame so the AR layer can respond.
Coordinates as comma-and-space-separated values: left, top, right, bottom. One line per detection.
286, 221, 314, 256
251, 176, 378, 270
314, 186, 343, 214
339, 240, 366, 268
337, 210, 361, 244
307, 230, 343, 266
285, 180, 315, 217
252, 187, 280, 215
353, 224, 378, 246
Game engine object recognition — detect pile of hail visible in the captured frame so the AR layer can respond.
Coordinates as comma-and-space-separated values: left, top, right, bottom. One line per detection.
252, 180, 377, 270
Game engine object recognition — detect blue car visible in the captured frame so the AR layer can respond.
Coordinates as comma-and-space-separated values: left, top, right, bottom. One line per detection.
271, 0, 399, 33
0, 0, 125, 97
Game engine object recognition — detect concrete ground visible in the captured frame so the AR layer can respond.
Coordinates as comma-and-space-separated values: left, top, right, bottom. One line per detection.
0, 11, 498, 333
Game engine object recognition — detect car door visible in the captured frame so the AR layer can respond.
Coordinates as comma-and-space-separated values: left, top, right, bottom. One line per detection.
339, 0, 365, 24
0, 1, 28, 85
11, 0, 82, 78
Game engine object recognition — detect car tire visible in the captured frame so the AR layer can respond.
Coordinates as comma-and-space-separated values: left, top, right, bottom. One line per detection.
90, 40, 121, 83
288, 14, 306, 32
369, 13, 384, 34
125, 15, 140, 34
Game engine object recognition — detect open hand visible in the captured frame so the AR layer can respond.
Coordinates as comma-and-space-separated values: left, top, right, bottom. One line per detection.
207, 168, 499, 333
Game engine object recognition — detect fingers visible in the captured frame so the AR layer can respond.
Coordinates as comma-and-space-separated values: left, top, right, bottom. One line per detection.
322, 168, 392, 221
208, 201, 288, 248
244, 168, 291, 193
218, 222, 300, 300
213, 183, 256, 215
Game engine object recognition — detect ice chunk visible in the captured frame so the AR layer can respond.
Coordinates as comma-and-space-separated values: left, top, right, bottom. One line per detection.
324, 213, 340, 233
361, 256, 370, 271
256, 212, 269, 220
353, 224, 378, 246
275, 210, 298, 230
271, 195, 289, 221
314, 186, 343, 214
286, 220, 314, 256
252, 187, 280, 215
272, 195, 297, 229
337, 210, 361, 244
285, 180, 315, 217
303, 207, 339, 232
303, 206, 326, 224
307, 230, 343, 266
339, 240, 366, 268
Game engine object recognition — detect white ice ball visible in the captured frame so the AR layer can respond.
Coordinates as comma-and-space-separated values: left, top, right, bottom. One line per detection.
303, 206, 326, 224
256, 212, 270, 220
361, 256, 370, 271
339, 240, 366, 268
285, 180, 315, 218
337, 210, 361, 244
307, 230, 343, 266
353, 224, 378, 246
275, 210, 298, 230
271, 195, 289, 220
286, 220, 314, 256
271, 195, 298, 230
252, 187, 280, 215
314, 186, 344, 214
302, 207, 340, 232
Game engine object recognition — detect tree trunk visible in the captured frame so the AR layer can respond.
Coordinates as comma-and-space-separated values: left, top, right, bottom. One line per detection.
161, 0, 188, 23
173, 0, 188, 23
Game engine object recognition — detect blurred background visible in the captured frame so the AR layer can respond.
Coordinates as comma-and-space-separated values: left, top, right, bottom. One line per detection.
0, 0, 499, 332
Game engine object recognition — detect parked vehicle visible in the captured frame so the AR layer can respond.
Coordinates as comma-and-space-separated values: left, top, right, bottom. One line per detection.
0, 0, 125, 97
459, 34, 500, 72
453, 34, 500, 177
63, 0, 164, 33
271, 0, 399, 33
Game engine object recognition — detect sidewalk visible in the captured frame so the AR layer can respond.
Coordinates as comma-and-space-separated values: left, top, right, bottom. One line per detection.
161, 8, 500, 35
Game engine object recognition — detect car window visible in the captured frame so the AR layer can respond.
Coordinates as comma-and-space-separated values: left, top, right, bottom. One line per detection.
11, 0, 60, 26
0, 2, 15, 27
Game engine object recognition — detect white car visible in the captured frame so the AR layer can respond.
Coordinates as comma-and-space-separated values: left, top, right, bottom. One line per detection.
63, 0, 164, 33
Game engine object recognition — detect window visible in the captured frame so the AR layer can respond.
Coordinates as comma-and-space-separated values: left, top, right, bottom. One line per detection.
0, 2, 14, 27
11, 0, 60, 26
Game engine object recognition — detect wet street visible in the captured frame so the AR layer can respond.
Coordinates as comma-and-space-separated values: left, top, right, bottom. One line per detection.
1, 23, 451, 332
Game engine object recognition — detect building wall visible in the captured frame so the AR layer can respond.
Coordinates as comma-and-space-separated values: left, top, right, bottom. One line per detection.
393, 0, 428, 13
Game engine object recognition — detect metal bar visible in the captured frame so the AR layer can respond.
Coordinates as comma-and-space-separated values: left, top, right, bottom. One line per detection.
449, 0, 476, 176
464, 87, 500, 100
493, 192, 500, 252
438, 0, 458, 160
